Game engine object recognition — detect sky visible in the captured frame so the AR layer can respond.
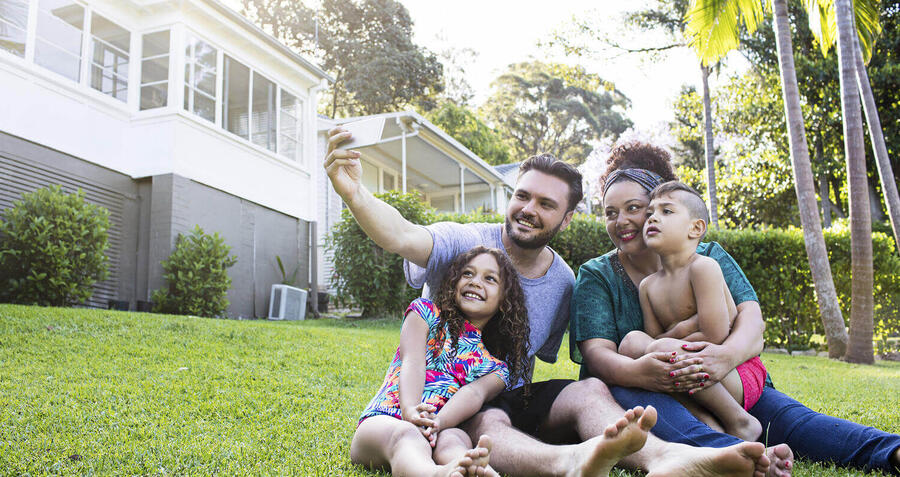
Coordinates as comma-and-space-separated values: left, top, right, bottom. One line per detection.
223, 0, 747, 131
398, 0, 747, 131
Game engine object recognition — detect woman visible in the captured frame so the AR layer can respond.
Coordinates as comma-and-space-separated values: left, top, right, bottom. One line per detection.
570, 141, 900, 475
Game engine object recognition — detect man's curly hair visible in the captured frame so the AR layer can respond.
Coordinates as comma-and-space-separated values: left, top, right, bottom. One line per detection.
600, 141, 678, 192
433, 246, 532, 389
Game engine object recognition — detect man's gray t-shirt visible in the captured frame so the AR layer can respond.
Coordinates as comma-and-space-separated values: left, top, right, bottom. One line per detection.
403, 222, 574, 373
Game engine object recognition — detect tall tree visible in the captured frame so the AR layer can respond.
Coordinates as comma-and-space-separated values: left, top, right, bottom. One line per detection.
424, 101, 511, 166
548, 0, 721, 226
834, 0, 874, 363
241, 0, 443, 117
481, 61, 631, 165
685, 0, 850, 357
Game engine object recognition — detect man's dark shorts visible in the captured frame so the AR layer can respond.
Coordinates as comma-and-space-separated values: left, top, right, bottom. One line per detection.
481, 379, 574, 435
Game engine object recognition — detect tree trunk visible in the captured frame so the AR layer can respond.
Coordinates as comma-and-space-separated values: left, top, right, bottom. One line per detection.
868, 180, 886, 222
701, 64, 719, 228
815, 134, 832, 228
853, 33, 900, 252
772, 0, 848, 358
835, 0, 874, 364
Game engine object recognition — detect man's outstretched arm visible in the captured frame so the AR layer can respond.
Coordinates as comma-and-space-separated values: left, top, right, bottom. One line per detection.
324, 127, 434, 267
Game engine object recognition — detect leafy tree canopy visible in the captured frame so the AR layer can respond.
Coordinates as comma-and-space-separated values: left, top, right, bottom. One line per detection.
481, 61, 632, 165
424, 101, 511, 166
241, 0, 443, 117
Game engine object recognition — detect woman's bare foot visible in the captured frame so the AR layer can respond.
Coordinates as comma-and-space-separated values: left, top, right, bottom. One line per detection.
647, 441, 768, 477
765, 443, 793, 477
565, 405, 657, 477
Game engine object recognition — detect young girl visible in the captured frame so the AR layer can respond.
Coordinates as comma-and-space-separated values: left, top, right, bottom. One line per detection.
350, 246, 531, 477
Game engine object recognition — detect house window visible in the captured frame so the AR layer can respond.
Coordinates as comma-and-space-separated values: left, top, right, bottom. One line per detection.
140, 29, 168, 110
0, 0, 28, 57
184, 35, 216, 122
34, 0, 84, 81
361, 159, 379, 193
278, 90, 303, 162
89, 12, 129, 101
251, 71, 276, 152
222, 54, 249, 138
383, 171, 395, 191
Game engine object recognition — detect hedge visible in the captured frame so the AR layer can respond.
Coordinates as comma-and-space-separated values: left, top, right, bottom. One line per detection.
329, 195, 900, 351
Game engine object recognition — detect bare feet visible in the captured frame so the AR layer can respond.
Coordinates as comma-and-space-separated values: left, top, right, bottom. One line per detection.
442, 455, 474, 477
765, 444, 793, 477
565, 405, 656, 477
461, 435, 500, 477
647, 441, 767, 477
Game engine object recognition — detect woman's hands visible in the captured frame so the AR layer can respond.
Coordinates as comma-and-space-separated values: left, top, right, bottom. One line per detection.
634, 351, 708, 392
675, 341, 734, 385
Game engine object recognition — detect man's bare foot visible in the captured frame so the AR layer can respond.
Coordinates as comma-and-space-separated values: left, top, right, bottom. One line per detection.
565, 405, 656, 477
439, 455, 474, 477
460, 435, 500, 477
647, 441, 767, 477
765, 444, 793, 477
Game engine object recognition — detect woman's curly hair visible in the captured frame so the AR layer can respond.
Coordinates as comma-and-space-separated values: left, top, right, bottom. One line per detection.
599, 141, 678, 191
433, 246, 532, 389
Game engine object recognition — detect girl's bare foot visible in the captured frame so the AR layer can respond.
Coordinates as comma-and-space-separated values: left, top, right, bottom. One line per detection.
765, 443, 793, 477
461, 435, 500, 477
565, 405, 656, 477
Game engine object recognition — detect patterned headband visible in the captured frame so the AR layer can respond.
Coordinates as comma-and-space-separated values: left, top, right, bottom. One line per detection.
602, 168, 664, 197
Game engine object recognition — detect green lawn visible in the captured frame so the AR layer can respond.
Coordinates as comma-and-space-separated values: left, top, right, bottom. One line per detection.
1, 305, 898, 476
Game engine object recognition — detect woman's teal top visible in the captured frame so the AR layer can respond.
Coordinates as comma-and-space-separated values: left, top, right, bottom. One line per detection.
570, 242, 759, 379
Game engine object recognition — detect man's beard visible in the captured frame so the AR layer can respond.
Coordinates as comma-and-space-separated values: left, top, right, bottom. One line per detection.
504, 214, 564, 250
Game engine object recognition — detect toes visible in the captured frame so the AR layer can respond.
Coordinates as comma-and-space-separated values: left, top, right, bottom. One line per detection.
476, 435, 493, 453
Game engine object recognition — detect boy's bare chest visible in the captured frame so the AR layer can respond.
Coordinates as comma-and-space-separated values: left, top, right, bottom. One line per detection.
647, 276, 696, 328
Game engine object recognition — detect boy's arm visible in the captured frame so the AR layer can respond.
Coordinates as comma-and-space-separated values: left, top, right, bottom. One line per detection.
687, 258, 731, 344
639, 278, 665, 338
658, 314, 699, 339
429, 373, 506, 433
324, 127, 434, 267
397, 311, 433, 427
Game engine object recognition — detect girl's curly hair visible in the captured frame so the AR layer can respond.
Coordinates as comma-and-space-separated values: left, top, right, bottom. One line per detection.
433, 246, 532, 389
599, 141, 678, 191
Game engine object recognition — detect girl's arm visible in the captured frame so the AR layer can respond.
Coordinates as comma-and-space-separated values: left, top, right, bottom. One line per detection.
429, 373, 506, 433
397, 310, 433, 428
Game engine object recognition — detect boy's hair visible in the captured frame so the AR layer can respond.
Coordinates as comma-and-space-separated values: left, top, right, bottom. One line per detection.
518, 154, 584, 212
433, 246, 532, 389
650, 181, 710, 237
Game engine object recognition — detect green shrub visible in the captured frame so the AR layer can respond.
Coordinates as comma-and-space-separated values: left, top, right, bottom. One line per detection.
151, 226, 237, 317
550, 214, 613, 273
0, 185, 110, 306
327, 191, 434, 318
706, 225, 900, 351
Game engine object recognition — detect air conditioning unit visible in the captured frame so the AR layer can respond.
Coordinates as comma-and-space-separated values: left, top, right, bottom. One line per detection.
268, 285, 308, 320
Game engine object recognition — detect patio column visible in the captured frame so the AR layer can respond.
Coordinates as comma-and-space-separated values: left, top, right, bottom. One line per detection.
459, 165, 466, 213
401, 126, 407, 193
490, 184, 496, 212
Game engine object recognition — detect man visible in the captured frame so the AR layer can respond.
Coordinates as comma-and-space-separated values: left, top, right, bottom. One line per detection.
325, 127, 771, 477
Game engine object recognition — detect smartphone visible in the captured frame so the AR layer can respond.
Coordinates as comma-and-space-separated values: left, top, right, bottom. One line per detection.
338, 117, 385, 150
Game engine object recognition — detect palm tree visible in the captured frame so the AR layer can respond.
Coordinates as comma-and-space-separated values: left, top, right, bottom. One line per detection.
701, 63, 720, 228
833, 0, 874, 363
685, 0, 849, 357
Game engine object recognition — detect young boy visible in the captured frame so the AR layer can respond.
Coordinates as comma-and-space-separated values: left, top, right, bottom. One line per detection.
618, 181, 765, 442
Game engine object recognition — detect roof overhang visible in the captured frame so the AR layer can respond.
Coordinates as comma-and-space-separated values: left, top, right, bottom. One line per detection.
331, 111, 510, 195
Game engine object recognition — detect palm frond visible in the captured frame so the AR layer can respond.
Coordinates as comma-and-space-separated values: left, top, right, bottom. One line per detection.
803, 0, 881, 62
684, 0, 768, 65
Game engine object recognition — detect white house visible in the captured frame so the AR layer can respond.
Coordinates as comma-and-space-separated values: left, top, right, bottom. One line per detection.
316, 111, 516, 294
0, 0, 331, 316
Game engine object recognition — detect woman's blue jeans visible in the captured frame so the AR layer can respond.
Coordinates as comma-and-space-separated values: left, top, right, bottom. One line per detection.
611, 384, 900, 474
